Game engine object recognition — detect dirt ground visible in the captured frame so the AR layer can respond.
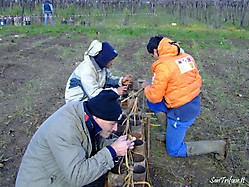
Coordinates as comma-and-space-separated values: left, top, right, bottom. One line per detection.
0, 32, 248, 187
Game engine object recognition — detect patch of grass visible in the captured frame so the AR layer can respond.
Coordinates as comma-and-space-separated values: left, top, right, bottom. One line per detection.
15, 79, 45, 112
55, 45, 79, 59
29, 37, 51, 48
25, 80, 34, 90
1, 23, 248, 44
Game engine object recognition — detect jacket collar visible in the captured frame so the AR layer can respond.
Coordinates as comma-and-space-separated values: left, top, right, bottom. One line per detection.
83, 102, 102, 136
84, 55, 105, 73
90, 57, 102, 72
158, 37, 179, 57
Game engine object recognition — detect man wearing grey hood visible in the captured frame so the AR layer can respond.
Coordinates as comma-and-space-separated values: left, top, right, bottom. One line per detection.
65, 40, 133, 103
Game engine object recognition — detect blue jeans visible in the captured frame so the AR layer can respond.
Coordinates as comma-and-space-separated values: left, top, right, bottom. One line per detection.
44, 12, 53, 25
147, 100, 196, 157
166, 117, 195, 157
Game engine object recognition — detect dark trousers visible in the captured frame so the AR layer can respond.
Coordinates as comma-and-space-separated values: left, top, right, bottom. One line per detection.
83, 173, 107, 187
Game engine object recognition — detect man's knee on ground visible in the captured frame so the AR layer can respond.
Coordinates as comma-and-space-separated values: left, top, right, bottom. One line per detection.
166, 143, 186, 157
166, 146, 179, 157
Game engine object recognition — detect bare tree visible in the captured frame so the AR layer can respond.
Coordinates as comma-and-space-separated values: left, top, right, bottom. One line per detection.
240, 0, 248, 27
0, 0, 248, 27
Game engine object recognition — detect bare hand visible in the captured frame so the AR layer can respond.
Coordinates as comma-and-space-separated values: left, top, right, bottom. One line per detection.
122, 75, 133, 85
117, 86, 128, 96
127, 135, 136, 149
110, 135, 136, 156
141, 81, 150, 88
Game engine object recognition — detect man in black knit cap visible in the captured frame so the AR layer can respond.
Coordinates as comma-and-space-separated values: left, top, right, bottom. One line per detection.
16, 90, 135, 187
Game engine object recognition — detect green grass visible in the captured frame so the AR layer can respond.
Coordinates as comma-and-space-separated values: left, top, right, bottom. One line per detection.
1, 24, 248, 39
1, 4, 249, 37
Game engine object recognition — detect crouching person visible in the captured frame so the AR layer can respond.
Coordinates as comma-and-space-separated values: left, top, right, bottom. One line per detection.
142, 36, 227, 160
16, 90, 135, 187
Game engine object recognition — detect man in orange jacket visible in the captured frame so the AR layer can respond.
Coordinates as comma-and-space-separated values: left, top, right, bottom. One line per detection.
142, 36, 226, 160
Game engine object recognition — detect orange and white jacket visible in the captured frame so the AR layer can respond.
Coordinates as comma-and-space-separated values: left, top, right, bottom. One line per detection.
144, 38, 202, 108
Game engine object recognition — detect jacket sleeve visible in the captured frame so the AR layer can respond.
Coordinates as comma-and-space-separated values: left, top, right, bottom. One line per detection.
105, 68, 121, 87
50, 4, 54, 14
144, 63, 170, 103
99, 137, 116, 148
47, 120, 114, 186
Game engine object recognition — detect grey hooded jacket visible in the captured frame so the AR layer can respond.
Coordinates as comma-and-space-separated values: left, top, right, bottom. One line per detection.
65, 40, 122, 103
15, 101, 114, 187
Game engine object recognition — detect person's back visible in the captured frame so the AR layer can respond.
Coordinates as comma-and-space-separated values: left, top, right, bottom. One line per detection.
65, 58, 108, 102
147, 37, 202, 108
42, 0, 53, 25
43, 1, 52, 12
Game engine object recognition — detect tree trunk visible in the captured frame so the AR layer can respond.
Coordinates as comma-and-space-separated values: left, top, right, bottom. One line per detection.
240, 0, 248, 27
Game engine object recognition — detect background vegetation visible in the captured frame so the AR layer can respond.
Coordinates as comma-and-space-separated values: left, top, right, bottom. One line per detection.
0, 0, 248, 30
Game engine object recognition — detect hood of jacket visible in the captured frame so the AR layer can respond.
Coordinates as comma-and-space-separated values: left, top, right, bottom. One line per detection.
84, 40, 102, 57
157, 37, 180, 57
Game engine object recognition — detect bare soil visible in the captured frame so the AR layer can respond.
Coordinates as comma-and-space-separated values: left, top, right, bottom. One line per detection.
0, 32, 248, 187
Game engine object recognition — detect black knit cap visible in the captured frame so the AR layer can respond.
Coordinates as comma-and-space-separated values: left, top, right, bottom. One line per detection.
87, 90, 122, 121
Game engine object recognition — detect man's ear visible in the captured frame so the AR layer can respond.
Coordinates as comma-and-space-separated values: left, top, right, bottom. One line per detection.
153, 49, 158, 55
92, 115, 97, 120
153, 49, 159, 59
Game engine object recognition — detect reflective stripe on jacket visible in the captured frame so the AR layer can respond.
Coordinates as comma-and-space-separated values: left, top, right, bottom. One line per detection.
144, 38, 202, 108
